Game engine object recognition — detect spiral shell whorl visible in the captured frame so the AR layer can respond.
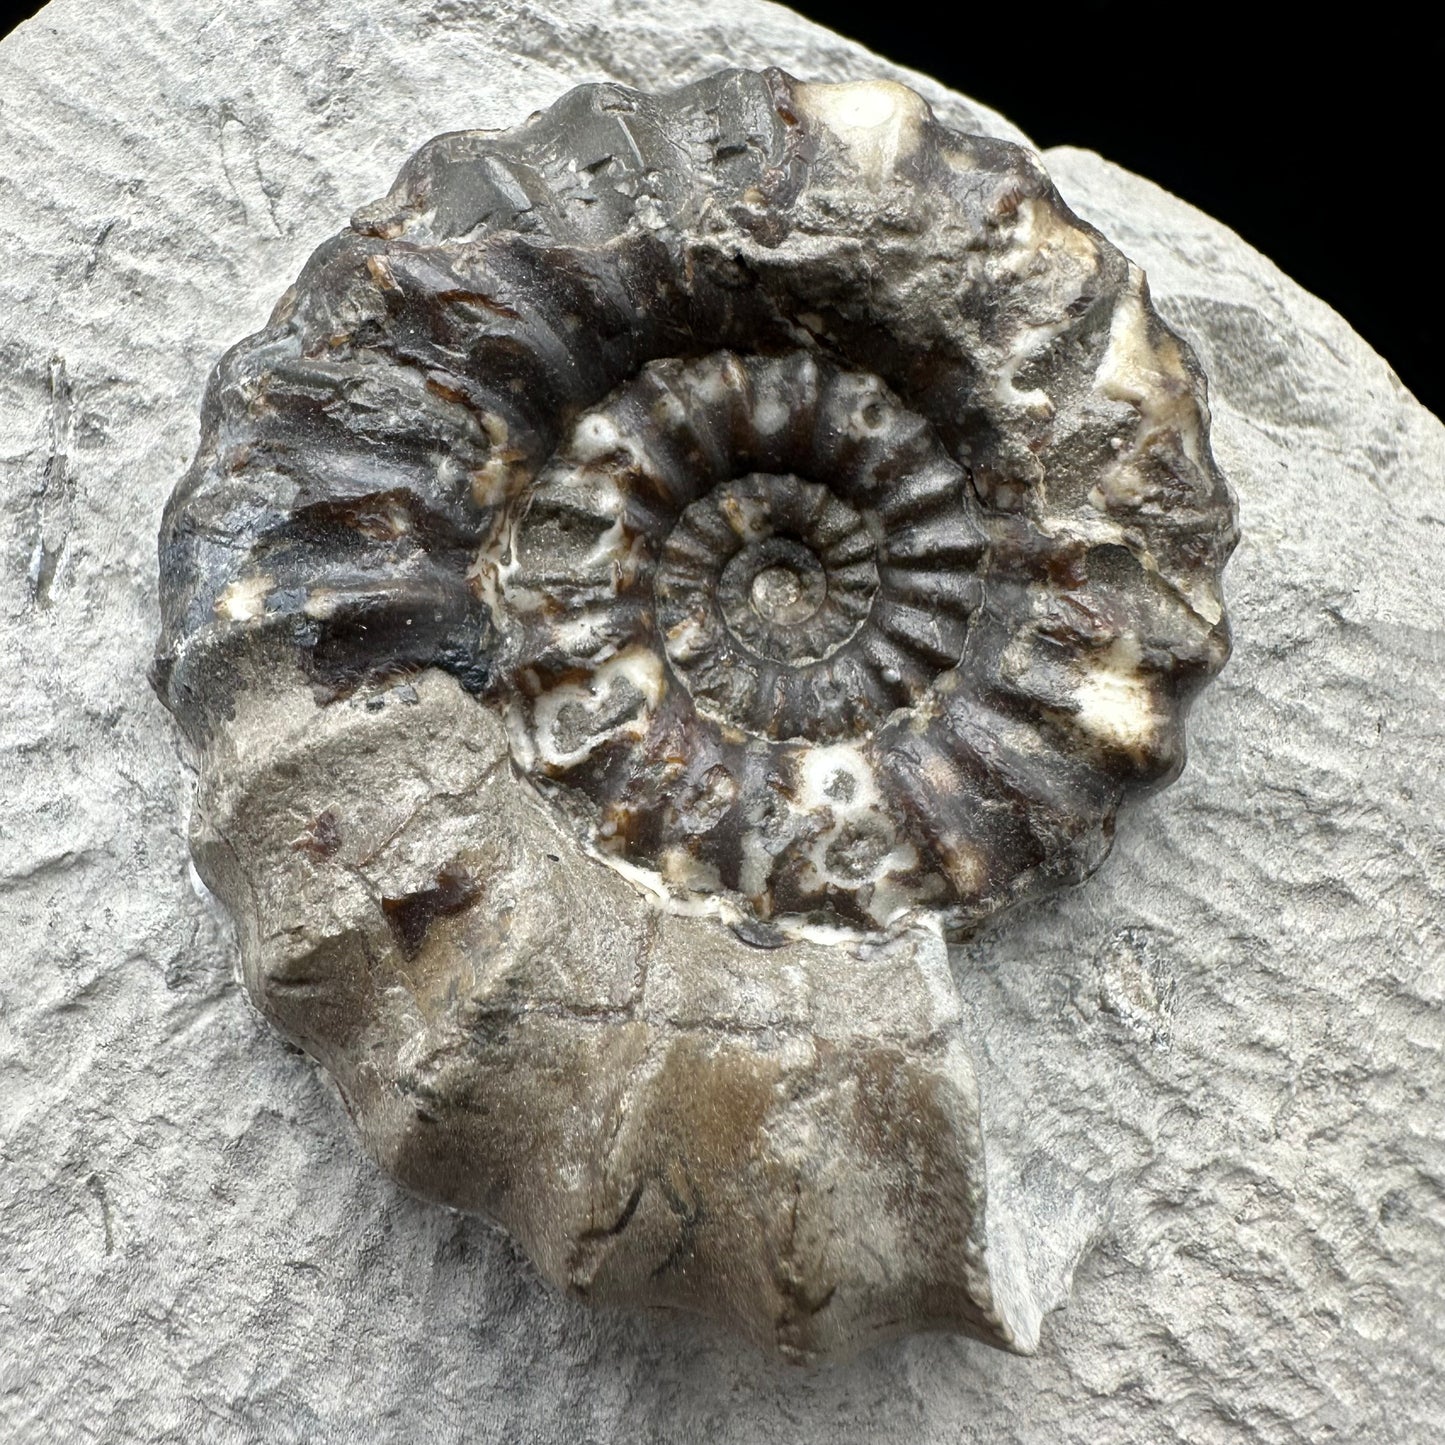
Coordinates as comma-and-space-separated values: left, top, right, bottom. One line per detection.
151, 67, 1239, 1360
156, 66, 1236, 941
493, 349, 994, 930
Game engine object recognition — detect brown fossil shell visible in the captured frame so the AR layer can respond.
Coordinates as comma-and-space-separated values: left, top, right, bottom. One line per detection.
152, 68, 1236, 1360
155, 68, 1234, 941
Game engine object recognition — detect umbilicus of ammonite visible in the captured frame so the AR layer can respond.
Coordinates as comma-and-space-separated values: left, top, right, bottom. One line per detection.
153, 68, 1235, 1362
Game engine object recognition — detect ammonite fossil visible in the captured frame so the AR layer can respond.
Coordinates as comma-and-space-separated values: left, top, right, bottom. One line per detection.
155, 70, 1235, 1361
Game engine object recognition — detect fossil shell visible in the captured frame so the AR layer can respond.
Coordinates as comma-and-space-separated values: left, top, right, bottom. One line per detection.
493, 348, 992, 930
154, 68, 1236, 1360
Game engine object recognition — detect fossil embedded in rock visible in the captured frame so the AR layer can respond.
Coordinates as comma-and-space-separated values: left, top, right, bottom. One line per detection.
154, 68, 1236, 1362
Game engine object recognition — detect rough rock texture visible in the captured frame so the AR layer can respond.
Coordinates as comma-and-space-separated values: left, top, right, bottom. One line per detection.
0, 0, 1441, 1440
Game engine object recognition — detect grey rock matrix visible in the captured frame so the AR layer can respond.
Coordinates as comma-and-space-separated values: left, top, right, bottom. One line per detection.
1, 0, 1441, 1441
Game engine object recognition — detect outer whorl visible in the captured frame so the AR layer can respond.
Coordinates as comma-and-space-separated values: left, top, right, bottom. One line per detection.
153, 69, 1236, 1362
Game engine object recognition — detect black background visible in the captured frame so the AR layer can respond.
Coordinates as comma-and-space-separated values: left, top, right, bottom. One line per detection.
2, 4, 1436, 414
785, 6, 1437, 416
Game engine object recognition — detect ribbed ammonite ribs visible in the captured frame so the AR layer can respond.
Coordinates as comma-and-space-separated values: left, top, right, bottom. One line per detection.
155, 68, 1236, 941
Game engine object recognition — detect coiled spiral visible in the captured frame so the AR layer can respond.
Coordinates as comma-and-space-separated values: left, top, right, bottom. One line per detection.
156, 68, 1237, 939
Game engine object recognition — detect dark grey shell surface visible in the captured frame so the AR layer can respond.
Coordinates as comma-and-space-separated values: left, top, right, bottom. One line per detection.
155, 67, 1236, 940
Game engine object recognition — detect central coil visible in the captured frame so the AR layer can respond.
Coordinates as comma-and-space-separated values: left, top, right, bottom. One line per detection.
491, 348, 993, 926
669, 474, 874, 664
658, 473, 881, 736
499, 349, 984, 745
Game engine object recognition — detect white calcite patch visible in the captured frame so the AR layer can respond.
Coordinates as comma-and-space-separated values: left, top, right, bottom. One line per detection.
790, 744, 923, 927
1096, 269, 1206, 470
1071, 639, 1159, 754
214, 573, 272, 621
794, 79, 930, 185
527, 645, 664, 769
